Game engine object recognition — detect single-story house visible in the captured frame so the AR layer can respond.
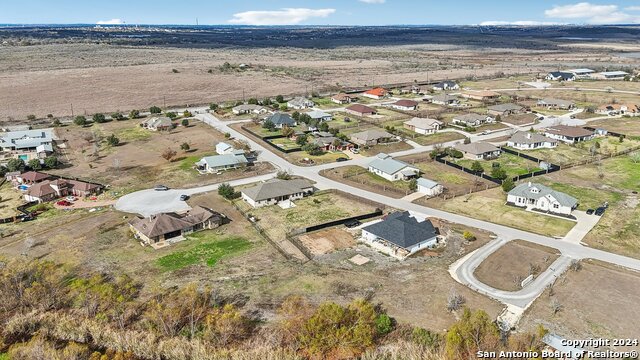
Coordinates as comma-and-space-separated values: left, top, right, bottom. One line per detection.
431, 94, 460, 106
241, 178, 315, 208
507, 131, 558, 150
287, 97, 315, 110
196, 152, 248, 173
592, 71, 629, 80
368, 153, 419, 181
216, 142, 234, 155
596, 103, 639, 115
433, 80, 459, 91
460, 90, 500, 101
141, 117, 173, 131
312, 133, 354, 152
507, 182, 578, 216
543, 125, 594, 144
487, 103, 524, 116
362, 87, 389, 100
452, 113, 493, 127
306, 110, 332, 122
403, 117, 443, 135
416, 178, 443, 197
266, 113, 297, 129
129, 206, 225, 245
24, 178, 102, 203
345, 104, 376, 117
331, 93, 358, 104
389, 99, 418, 111
536, 98, 575, 110
350, 129, 394, 146
232, 104, 268, 115
0, 128, 56, 162
566, 68, 595, 78
545, 72, 576, 82
454, 142, 501, 160
361, 211, 439, 259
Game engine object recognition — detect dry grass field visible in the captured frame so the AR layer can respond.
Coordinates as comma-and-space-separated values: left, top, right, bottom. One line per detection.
474, 240, 560, 291
519, 260, 640, 345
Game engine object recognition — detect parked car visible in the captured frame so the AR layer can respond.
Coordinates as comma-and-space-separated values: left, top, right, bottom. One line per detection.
594, 207, 606, 216
350, 148, 359, 154
586, 209, 595, 215
65, 196, 76, 202
56, 200, 72, 207
179, 194, 190, 201
344, 219, 361, 228
336, 157, 349, 162
480, 130, 489, 135
154, 185, 169, 191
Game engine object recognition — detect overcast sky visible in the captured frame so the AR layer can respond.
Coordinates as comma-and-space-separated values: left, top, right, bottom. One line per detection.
2, 1, 640, 25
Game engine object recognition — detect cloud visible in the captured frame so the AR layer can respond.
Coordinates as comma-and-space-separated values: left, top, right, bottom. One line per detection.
544, 2, 640, 24
97, 18, 125, 25
228, 8, 335, 25
479, 20, 562, 26
359, 0, 386, 4
625, 6, 640, 11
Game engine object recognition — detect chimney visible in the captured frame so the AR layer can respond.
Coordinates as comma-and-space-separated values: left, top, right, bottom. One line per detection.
528, 181, 532, 187
527, 133, 531, 139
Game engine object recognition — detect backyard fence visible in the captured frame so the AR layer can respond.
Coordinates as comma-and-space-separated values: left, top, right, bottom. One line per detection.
320, 168, 411, 197
302, 209, 383, 233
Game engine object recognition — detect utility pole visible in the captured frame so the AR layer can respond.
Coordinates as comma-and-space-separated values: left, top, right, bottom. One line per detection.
70, 103, 74, 117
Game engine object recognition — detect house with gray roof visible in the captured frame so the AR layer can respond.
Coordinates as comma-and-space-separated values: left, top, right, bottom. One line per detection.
350, 129, 394, 146
196, 152, 248, 174
305, 110, 332, 122
543, 125, 594, 144
432, 80, 459, 91
141, 117, 173, 131
416, 178, 443, 197
454, 142, 501, 160
507, 131, 558, 150
452, 113, 493, 127
0, 128, 55, 163
232, 104, 268, 115
241, 178, 315, 208
545, 72, 576, 82
361, 211, 439, 259
265, 113, 297, 129
507, 182, 578, 216
536, 98, 575, 110
287, 97, 315, 110
487, 103, 524, 116
368, 153, 419, 182
403, 117, 443, 135
431, 94, 460, 106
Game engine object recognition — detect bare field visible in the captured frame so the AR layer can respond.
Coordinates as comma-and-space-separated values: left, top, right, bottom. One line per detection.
519, 260, 640, 346
298, 228, 356, 255
0, 43, 565, 121
474, 240, 560, 291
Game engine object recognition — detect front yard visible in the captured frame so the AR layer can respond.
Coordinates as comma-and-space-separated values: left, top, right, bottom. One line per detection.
451, 152, 542, 179
426, 187, 576, 238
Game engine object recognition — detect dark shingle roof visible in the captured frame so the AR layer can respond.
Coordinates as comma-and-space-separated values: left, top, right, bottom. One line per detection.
362, 211, 437, 249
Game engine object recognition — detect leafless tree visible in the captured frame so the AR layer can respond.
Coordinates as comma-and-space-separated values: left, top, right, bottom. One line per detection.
550, 299, 562, 315
446, 289, 466, 312
570, 259, 582, 272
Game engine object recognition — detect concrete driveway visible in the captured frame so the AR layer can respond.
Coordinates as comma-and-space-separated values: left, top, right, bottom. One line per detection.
115, 173, 275, 217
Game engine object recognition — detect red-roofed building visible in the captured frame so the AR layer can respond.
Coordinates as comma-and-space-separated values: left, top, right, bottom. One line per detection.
362, 87, 389, 100
17, 171, 51, 185
389, 99, 418, 111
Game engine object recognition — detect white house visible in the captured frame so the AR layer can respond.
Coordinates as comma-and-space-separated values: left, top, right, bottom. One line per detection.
362, 88, 388, 100
545, 72, 576, 82
403, 118, 443, 135
507, 131, 558, 150
432, 80, 459, 91
241, 179, 315, 208
232, 104, 268, 115
361, 211, 439, 259
306, 110, 332, 122
452, 113, 493, 127
389, 99, 418, 111
416, 178, 443, 197
507, 182, 578, 216
196, 152, 248, 173
543, 125, 594, 144
367, 153, 419, 182
287, 97, 315, 110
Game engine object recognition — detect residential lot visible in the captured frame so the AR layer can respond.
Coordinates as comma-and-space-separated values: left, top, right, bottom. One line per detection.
424, 187, 576, 237
474, 240, 560, 291
297, 228, 356, 256
321, 165, 412, 198
52, 120, 274, 193
519, 260, 640, 345
0, 182, 24, 219
451, 152, 542, 179
589, 117, 640, 137
537, 155, 640, 259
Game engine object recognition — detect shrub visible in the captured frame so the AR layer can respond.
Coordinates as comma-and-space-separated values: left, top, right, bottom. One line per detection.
501, 178, 515, 192
262, 119, 276, 131
106, 134, 120, 147
462, 231, 476, 241
302, 143, 323, 156
470, 161, 484, 173
375, 314, 393, 335
44, 156, 59, 169
180, 142, 190, 151
27, 114, 36, 121
74, 115, 87, 126
129, 109, 140, 119
92, 113, 107, 123
28, 159, 42, 170
490, 167, 507, 180
150, 106, 162, 114
218, 183, 238, 200
209, 103, 218, 111
275, 95, 284, 103
111, 112, 124, 121
6, 158, 25, 172
165, 112, 177, 119
183, 110, 192, 118
181, 119, 189, 127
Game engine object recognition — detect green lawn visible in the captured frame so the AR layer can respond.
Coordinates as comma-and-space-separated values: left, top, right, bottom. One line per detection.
515, 136, 640, 166
113, 125, 153, 142
177, 153, 214, 171
270, 138, 301, 151
325, 112, 361, 128
536, 178, 624, 210
288, 151, 349, 165
452, 153, 541, 179
310, 96, 337, 109
156, 233, 252, 271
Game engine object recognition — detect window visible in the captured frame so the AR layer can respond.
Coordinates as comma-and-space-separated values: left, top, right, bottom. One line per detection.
553, 204, 559, 209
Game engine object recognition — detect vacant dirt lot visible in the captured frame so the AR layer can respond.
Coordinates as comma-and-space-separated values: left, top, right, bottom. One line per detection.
519, 260, 640, 346
474, 240, 560, 291
589, 117, 640, 137
298, 228, 356, 255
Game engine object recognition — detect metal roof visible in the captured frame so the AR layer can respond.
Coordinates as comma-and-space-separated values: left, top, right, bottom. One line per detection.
241, 179, 314, 202
368, 153, 415, 175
